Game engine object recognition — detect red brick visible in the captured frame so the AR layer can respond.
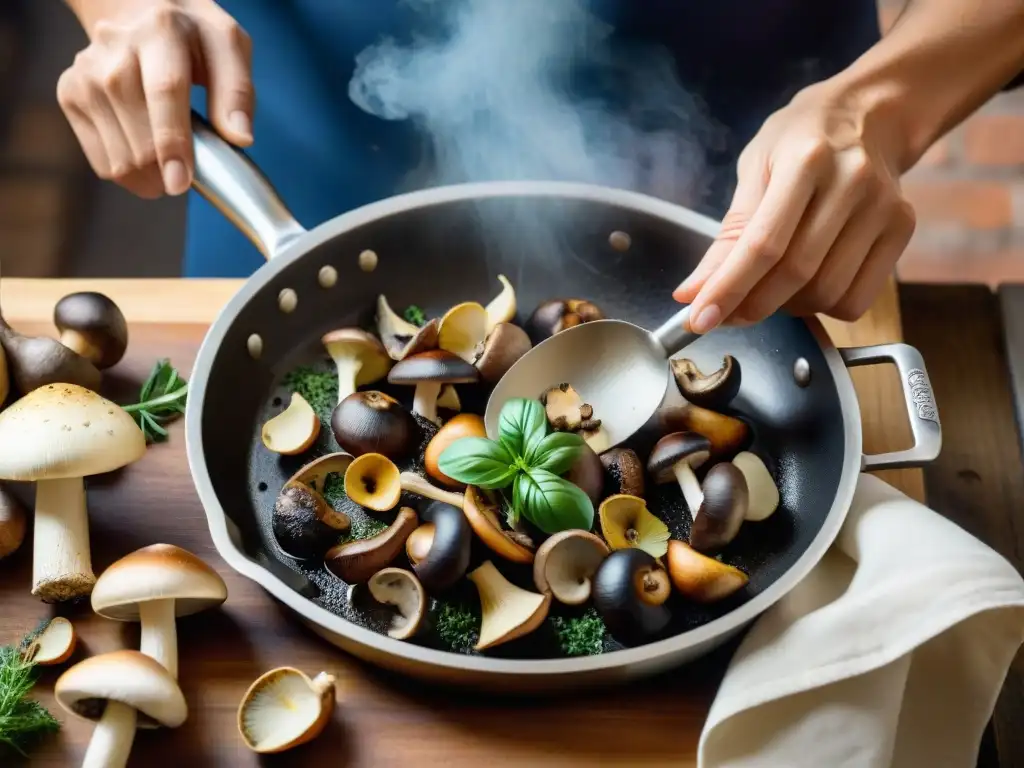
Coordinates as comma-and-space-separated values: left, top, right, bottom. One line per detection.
964, 114, 1024, 166
901, 180, 1012, 229
897, 248, 1024, 286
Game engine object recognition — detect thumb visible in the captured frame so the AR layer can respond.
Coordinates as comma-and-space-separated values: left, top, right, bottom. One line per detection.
200, 24, 255, 146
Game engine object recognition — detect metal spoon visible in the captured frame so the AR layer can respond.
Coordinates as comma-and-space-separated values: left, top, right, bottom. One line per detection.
484, 305, 699, 449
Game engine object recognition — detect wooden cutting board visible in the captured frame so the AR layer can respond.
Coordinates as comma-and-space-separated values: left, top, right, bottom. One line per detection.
0, 279, 922, 767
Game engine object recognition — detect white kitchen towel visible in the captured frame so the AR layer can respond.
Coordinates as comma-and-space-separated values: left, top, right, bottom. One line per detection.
698, 472, 1024, 768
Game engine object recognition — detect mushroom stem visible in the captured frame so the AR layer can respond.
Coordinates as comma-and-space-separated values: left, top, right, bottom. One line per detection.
60, 329, 98, 362
672, 461, 704, 520
82, 699, 137, 768
334, 357, 363, 403
32, 476, 95, 602
399, 472, 465, 508
412, 381, 442, 425
138, 599, 178, 679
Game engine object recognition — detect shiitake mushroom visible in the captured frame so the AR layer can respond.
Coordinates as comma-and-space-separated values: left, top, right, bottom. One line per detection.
273, 482, 351, 560
592, 548, 671, 646
331, 390, 417, 459
404, 500, 472, 592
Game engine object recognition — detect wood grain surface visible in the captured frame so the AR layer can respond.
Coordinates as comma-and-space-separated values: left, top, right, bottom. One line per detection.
0, 278, 922, 767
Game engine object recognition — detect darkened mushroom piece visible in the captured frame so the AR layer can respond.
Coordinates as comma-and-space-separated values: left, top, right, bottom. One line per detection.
53, 292, 129, 369
647, 432, 712, 516
528, 299, 605, 340
387, 350, 479, 425
533, 529, 609, 605
473, 322, 532, 383
593, 548, 671, 646
670, 355, 741, 410
273, 481, 351, 559
330, 390, 417, 459
375, 294, 439, 361
0, 314, 101, 394
404, 500, 471, 592
324, 507, 418, 583
321, 328, 392, 403
666, 540, 748, 603
652, 404, 751, 460
690, 463, 750, 553
600, 448, 645, 498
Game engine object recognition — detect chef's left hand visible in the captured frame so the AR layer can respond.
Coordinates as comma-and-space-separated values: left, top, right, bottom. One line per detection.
673, 81, 918, 333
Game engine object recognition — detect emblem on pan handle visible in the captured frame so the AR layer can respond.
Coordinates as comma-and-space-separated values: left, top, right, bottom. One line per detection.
907, 368, 938, 422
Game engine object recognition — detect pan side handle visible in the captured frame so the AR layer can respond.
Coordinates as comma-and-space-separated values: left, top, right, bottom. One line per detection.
190, 110, 306, 259
840, 343, 942, 470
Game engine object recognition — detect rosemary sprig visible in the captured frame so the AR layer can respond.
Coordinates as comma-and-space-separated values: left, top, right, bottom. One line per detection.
122, 358, 189, 444
0, 631, 60, 758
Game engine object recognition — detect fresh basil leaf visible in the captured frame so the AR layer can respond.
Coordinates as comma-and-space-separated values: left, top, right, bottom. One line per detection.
514, 468, 595, 534
437, 437, 518, 489
525, 430, 584, 475
497, 398, 548, 458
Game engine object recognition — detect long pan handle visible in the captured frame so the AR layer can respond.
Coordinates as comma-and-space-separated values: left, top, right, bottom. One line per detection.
190, 110, 307, 259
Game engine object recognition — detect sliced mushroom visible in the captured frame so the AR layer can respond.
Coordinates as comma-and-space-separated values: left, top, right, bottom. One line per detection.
376, 294, 440, 361
671, 355, 741, 410
564, 442, 604, 506
23, 616, 77, 665
484, 274, 517, 332
324, 507, 418, 583
592, 548, 671, 646
405, 500, 472, 592
424, 413, 487, 488
690, 463, 749, 553
238, 667, 336, 754
732, 451, 780, 521
367, 567, 427, 640
262, 393, 320, 455
387, 350, 479, 425
330, 390, 417, 459
579, 423, 611, 454
473, 322, 532, 383
528, 299, 605, 340
286, 452, 354, 495
463, 485, 535, 563
598, 494, 670, 558
666, 540, 748, 603
541, 383, 586, 431
0, 481, 26, 560
321, 328, 392, 403
600, 448, 645, 498
468, 560, 551, 650
344, 453, 402, 512
533, 530, 609, 605
646, 432, 712, 517
437, 301, 488, 364
273, 481, 351, 560
0, 313, 101, 395
53, 291, 129, 369
653, 404, 750, 459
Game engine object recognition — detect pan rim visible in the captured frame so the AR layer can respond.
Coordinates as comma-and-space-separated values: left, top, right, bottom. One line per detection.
185, 179, 862, 678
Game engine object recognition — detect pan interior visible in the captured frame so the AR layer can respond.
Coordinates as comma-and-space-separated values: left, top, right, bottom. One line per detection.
199, 194, 846, 661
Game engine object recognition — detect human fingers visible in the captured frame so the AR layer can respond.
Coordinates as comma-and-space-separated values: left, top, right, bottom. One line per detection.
197, 17, 254, 145
57, 68, 112, 179
139, 30, 194, 195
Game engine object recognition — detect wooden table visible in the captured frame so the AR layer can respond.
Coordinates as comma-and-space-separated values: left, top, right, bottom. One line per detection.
0, 277, 1014, 767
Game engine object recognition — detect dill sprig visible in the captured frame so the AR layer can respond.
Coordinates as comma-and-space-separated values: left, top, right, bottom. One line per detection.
122, 358, 189, 443
0, 641, 60, 758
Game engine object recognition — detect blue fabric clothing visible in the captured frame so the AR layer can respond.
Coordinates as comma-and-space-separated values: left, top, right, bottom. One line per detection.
184, 0, 882, 277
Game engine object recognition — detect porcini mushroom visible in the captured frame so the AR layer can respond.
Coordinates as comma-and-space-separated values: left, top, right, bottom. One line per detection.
330, 390, 417, 459
238, 667, 335, 754
468, 560, 551, 650
425, 413, 487, 487
690, 463, 750, 553
273, 481, 351, 559
387, 349, 479, 425
91, 543, 228, 679
23, 616, 77, 665
666, 540, 748, 603
528, 298, 605, 340
671, 355, 741, 410
56, 650, 187, 767
0, 383, 146, 601
541, 383, 587, 431
366, 567, 427, 640
344, 453, 402, 512
438, 301, 488, 363
324, 506, 418, 583
598, 494, 670, 558
463, 485, 535, 563
375, 294, 439, 361
600, 448, 645, 498
484, 274, 517, 332
261, 392, 320, 455
473, 322, 532, 383
0, 314, 101, 394
732, 451, 781, 521
653, 404, 750, 459
647, 432, 712, 516
286, 451, 354, 495
405, 500, 471, 592
533, 530, 609, 605
321, 328, 392, 403
564, 442, 605, 506
593, 548, 671, 646
0, 481, 26, 560
53, 291, 129, 369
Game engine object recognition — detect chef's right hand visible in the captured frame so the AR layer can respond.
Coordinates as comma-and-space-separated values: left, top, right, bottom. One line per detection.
57, 0, 254, 198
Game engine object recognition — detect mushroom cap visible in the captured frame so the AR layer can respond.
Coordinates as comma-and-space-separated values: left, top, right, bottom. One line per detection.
410, 500, 472, 592
55, 649, 187, 727
474, 323, 532, 383
533, 529, 609, 605
437, 301, 489, 363
463, 485, 535, 563
324, 507, 418, 583
424, 413, 487, 488
469, 560, 552, 650
367, 567, 427, 640
670, 355, 741, 410
600, 448, 645, 498
652, 404, 751, 460
272, 482, 351, 560
598, 494, 670, 558
321, 329, 391, 383
0, 383, 145, 481
690, 463, 750, 553
387, 349, 479, 386
53, 291, 129, 369
238, 667, 335, 754
344, 452, 401, 512
666, 540, 748, 603
592, 548, 671, 646
330, 390, 417, 459
647, 432, 712, 482
376, 294, 440, 361
91, 543, 228, 620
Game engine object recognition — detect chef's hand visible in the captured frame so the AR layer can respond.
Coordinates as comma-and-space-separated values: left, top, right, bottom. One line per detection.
57, 0, 253, 198
673, 81, 917, 332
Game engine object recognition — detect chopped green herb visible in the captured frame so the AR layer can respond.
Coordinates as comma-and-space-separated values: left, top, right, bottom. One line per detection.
282, 366, 338, 422
122, 358, 188, 444
550, 608, 605, 657
338, 517, 388, 544
434, 601, 480, 654
0, 636, 60, 758
403, 305, 426, 327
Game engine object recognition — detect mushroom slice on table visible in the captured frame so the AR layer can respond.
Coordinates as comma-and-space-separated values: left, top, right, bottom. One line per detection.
463, 485, 535, 563
732, 451, 780, 521
376, 294, 440, 361
405, 500, 472, 592
593, 548, 671, 646
670, 355, 741, 411
0, 383, 146, 602
0, 314, 102, 395
55, 650, 187, 768
528, 299, 605, 340
366, 567, 427, 640
91, 543, 228, 679
600, 448, 645, 498
331, 390, 417, 459
653, 404, 750, 460
690, 463, 750, 553
533, 530, 609, 605
23, 616, 77, 665
468, 560, 552, 650
325, 506, 418, 583
320, 328, 392, 403
666, 540, 748, 603
273, 481, 351, 559
238, 667, 336, 754
598, 494, 670, 558
437, 301, 488, 363
484, 274, 517, 332
0, 481, 26, 560
646, 432, 712, 517
387, 349, 479, 425
424, 413, 487, 488
473, 322, 532, 383
345, 453, 404, 512
286, 451, 354, 495
53, 291, 129, 370
261, 392, 320, 455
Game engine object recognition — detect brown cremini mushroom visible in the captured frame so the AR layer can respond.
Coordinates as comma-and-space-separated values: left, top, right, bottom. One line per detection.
366, 567, 427, 640
404, 500, 471, 592
733, 451, 781, 521
598, 494, 670, 558
469, 560, 551, 650
653, 404, 750, 459
600, 448, 645, 498
592, 548, 671, 646
330, 390, 417, 459
473, 322, 532, 383
671, 355, 741, 410
375, 294, 439, 361
533, 529, 609, 605
238, 667, 335, 754
666, 540, 748, 603
690, 463, 750, 553
324, 507, 418, 583
321, 328, 392, 403
437, 301, 489, 363
647, 432, 712, 516
261, 392, 320, 455
273, 481, 351, 559
528, 299, 605, 340
53, 292, 129, 369
463, 485, 535, 563
424, 413, 487, 488
387, 349, 479, 425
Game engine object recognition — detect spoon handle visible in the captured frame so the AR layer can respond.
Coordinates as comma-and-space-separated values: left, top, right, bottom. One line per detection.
651, 305, 700, 357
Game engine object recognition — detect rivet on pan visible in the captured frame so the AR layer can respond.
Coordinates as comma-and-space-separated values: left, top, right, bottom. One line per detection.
794, 357, 811, 387
247, 333, 263, 360
318, 265, 338, 288
609, 230, 632, 252
358, 249, 379, 272
278, 288, 298, 313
